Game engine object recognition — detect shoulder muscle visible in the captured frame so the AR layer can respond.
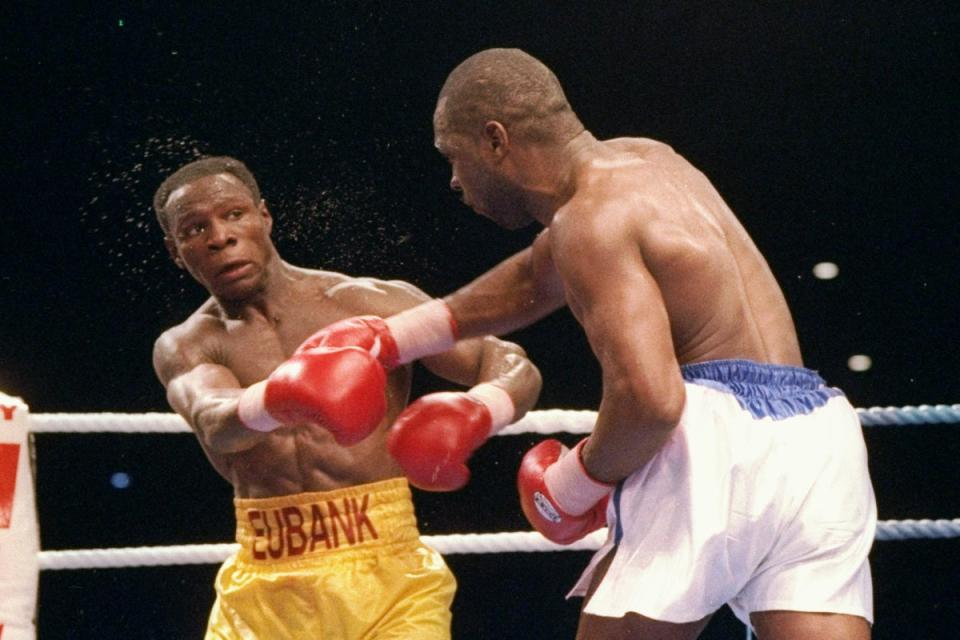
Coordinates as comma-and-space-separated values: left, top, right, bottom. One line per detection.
324, 276, 432, 318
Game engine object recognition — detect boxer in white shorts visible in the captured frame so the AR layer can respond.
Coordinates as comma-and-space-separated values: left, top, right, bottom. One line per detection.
307, 49, 878, 638
569, 359, 876, 632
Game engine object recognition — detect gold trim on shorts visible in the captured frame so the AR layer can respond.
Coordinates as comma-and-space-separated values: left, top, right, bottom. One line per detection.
233, 477, 419, 566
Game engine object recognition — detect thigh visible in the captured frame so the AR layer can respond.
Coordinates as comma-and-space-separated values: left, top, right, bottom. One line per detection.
577, 611, 711, 640
751, 610, 870, 640
373, 545, 456, 639
576, 548, 712, 640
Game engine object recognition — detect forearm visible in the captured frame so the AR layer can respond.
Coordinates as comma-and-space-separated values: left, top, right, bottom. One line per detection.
473, 339, 541, 420
444, 248, 565, 339
581, 378, 686, 483
167, 375, 268, 454
194, 392, 270, 453
378, 249, 562, 367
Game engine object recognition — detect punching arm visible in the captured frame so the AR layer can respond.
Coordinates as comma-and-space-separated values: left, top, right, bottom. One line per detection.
443, 234, 567, 339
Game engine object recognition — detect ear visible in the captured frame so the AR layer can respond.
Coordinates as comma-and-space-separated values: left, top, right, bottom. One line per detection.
259, 199, 273, 235
483, 121, 510, 158
164, 236, 185, 270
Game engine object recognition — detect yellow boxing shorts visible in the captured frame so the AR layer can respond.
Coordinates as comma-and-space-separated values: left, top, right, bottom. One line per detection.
205, 478, 456, 639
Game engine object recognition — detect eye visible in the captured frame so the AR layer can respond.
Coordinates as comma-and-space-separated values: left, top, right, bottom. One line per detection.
181, 222, 205, 238
227, 209, 244, 220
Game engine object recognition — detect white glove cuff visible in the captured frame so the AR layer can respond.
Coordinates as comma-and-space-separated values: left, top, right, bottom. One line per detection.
385, 299, 458, 364
237, 380, 282, 433
467, 382, 516, 436
543, 439, 614, 516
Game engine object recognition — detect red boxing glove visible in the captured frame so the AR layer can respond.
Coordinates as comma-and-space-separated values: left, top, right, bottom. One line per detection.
388, 384, 515, 491
295, 316, 402, 369
238, 346, 388, 446
296, 300, 458, 369
517, 438, 613, 545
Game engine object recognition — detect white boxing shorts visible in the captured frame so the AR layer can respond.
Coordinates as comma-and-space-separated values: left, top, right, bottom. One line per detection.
569, 359, 876, 627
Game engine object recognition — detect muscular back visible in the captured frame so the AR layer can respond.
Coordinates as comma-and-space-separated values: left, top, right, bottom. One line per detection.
555, 138, 802, 368
154, 266, 415, 498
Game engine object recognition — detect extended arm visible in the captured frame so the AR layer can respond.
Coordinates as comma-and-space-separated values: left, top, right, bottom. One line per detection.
301, 231, 565, 368
442, 231, 567, 338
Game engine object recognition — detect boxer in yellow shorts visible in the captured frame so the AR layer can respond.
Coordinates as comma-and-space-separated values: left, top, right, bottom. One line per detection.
151, 157, 542, 639
208, 479, 455, 639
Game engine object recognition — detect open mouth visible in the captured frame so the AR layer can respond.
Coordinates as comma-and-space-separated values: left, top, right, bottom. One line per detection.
217, 260, 253, 279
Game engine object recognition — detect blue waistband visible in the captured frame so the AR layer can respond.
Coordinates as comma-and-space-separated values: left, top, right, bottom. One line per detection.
680, 359, 842, 420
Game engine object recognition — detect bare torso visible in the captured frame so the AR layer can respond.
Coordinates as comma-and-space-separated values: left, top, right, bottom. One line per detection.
160, 267, 411, 498
552, 137, 802, 368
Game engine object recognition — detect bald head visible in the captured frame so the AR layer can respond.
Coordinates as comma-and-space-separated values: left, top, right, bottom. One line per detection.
435, 48, 584, 145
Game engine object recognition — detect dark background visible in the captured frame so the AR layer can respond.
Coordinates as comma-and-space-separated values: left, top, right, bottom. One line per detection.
3, 2, 958, 638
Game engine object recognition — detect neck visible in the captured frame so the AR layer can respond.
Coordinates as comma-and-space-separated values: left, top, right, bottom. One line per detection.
216, 252, 295, 323
519, 131, 600, 226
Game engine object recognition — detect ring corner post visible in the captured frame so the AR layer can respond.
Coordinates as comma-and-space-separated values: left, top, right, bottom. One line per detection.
0, 392, 39, 640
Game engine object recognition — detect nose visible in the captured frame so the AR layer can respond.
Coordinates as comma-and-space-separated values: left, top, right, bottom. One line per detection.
206, 219, 236, 250
450, 174, 462, 192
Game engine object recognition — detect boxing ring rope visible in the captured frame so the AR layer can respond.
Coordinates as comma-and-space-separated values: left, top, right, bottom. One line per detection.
29, 406, 960, 571
28, 403, 960, 434
35, 520, 960, 571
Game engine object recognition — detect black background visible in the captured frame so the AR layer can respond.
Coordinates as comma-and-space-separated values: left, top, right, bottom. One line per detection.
3, 3, 959, 638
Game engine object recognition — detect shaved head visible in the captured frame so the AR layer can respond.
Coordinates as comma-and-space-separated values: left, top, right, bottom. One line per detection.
435, 48, 584, 145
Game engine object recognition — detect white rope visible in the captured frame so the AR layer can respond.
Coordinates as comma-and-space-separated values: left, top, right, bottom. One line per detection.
29, 404, 960, 434
28, 410, 960, 573
28, 410, 600, 434
855, 404, 960, 426
37, 531, 605, 571
37, 520, 960, 571
31, 412, 190, 433
39, 543, 238, 570
874, 518, 960, 541
425, 529, 607, 555
499, 409, 596, 435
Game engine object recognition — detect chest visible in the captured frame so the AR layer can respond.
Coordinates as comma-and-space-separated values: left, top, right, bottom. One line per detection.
218, 301, 352, 386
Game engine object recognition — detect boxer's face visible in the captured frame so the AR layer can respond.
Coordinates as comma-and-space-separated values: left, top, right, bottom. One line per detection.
163, 173, 274, 301
434, 102, 533, 230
